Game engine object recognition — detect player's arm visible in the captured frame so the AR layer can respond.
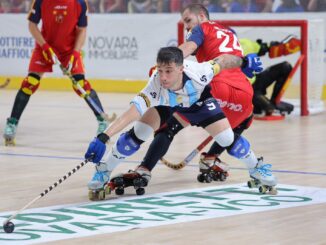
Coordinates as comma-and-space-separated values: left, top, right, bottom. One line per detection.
74, 27, 86, 52
28, 21, 46, 46
179, 41, 198, 58
102, 76, 159, 139
104, 105, 141, 138
28, 0, 57, 65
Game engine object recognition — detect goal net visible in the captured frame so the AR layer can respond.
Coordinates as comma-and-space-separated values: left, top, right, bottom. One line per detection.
177, 19, 325, 116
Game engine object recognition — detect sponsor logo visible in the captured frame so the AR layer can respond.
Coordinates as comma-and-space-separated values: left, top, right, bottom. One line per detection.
216, 99, 243, 112
88, 36, 138, 60
0, 184, 325, 244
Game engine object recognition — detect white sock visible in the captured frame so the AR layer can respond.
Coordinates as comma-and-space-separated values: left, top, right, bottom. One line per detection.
239, 150, 258, 169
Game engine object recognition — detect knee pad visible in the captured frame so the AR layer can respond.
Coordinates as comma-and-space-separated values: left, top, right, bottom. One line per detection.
116, 129, 144, 157
227, 135, 250, 159
134, 121, 154, 141
72, 74, 92, 97
213, 128, 234, 147
21, 73, 40, 95
160, 117, 183, 142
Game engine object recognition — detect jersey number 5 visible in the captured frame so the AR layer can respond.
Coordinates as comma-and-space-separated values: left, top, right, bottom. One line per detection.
206, 102, 216, 111
216, 30, 242, 53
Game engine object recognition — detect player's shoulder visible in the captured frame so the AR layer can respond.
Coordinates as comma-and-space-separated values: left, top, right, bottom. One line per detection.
183, 60, 208, 74
201, 21, 228, 31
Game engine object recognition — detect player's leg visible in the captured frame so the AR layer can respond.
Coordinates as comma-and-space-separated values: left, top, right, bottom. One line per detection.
139, 106, 184, 171
4, 49, 48, 145
254, 62, 293, 114
88, 107, 160, 198
268, 62, 294, 114
110, 107, 186, 196
62, 54, 108, 134
200, 81, 253, 179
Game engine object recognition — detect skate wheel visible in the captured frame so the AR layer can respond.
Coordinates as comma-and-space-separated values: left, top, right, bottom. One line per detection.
115, 188, 124, 195
212, 173, 219, 181
205, 174, 212, 183
104, 185, 112, 195
98, 190, 106, 200
136, 188, 145, 195
219, 173, 227, 182
268, 187, 278, 195
247, 180, 256, 188
88, 190, 98, 201
259, 185, 267, 194
4, 138, 15, 146
197, 174, 205, 183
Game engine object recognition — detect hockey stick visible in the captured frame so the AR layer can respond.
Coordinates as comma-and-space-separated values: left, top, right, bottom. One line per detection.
0, 78, 10, 89
160, 136, 213, 170
274, 54, 305, 104
2, 159, 90, 233
59, 64, 117, 123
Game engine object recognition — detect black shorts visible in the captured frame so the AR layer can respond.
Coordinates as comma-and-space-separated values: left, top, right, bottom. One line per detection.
155, 97, 225, 128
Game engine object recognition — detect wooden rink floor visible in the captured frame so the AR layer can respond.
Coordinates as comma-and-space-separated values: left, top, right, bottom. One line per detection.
0, 90, 326, 244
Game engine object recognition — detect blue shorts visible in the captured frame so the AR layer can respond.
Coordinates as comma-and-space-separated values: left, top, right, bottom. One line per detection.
155, 97, 226, 128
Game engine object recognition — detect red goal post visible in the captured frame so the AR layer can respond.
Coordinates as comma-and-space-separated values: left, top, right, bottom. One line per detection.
177, 20, 308, 116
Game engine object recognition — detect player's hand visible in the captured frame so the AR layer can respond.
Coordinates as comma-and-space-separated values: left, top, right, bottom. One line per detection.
241, 53, 263, 78
85, 133, 110, 163
41, 43, 57, 65
66, 50, 81, 73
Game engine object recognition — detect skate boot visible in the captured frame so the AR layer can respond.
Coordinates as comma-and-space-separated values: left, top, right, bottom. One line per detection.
197, 152, 230, 183
3, 117, 18, 146
247, 157, 277, 195
110, 166, 151, 196
274, 101, 294, 115
253, 93, 275, 116
96, 116, 109, 134
88, 163, 112, 201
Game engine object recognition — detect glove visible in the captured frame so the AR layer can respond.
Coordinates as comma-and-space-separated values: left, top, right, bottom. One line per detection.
85, 133, 110, 163
41, 43, 57, 65
241, 53, 263, 78
256, 39, 269, 57
66, 50, 81, 73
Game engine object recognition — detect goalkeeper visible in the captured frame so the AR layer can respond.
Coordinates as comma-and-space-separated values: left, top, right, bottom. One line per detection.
239, 36, 301, 115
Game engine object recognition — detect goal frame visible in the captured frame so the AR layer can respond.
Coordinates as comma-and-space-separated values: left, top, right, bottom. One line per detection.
177, 19, 308, 116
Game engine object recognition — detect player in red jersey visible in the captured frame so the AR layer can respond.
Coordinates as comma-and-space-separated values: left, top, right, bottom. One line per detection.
176, 4, 276, 188
3, 0, 110, 146
118, 4, 276, 193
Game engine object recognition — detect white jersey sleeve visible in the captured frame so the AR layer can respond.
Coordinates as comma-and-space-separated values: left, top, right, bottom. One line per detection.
130, 72, 162, 116
183, 59, 215, 87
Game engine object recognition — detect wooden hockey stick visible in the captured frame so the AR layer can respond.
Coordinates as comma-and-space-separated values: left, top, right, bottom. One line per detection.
274, 54, 305, 104
160, 136, 213, 170
59, 65, 117, 122
0, 78, 10, 89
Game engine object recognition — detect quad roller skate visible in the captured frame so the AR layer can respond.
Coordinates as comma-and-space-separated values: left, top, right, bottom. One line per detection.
247, 157, 277, 195
197, 152, 230, 183
3, 117, 18, 146
109, 166, 151, 196
88, 163, 112, 201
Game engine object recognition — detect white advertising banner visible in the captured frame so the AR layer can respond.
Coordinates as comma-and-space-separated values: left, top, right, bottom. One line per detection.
0, 13, 325, 83
0, 14, 180, 79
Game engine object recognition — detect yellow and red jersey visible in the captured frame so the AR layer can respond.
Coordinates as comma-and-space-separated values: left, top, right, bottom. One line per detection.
28, 0, 88, 55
